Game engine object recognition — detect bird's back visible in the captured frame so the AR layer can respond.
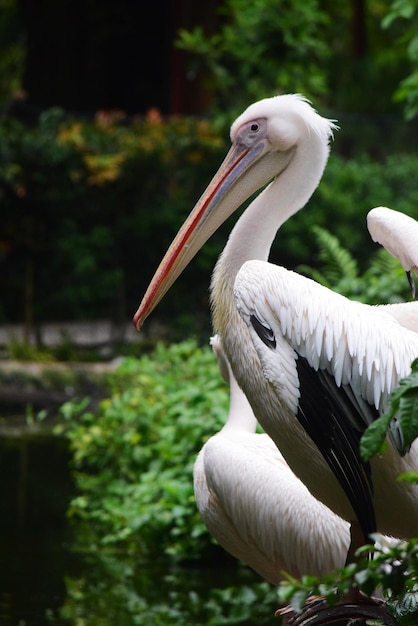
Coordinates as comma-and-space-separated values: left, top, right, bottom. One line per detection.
194, 428, 350, 584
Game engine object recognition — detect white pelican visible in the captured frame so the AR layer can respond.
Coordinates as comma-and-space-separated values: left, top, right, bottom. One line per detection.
194, 335, 350, 584
367, 206, 418, 298
134, 94, 418, 556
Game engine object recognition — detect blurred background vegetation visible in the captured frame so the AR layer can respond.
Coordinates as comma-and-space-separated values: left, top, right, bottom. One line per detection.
1, 0, 418, 345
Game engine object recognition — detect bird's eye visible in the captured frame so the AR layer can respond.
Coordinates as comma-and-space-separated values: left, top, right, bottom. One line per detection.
234, 118, 266, 147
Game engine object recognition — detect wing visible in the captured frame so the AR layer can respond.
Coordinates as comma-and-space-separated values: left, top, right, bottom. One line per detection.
235, 260, 418, 440
249, 314, 376, 541
367, 207, 418, 272
235, 261, 418, 538
194, 432, 350, 581
296, 356, 376, 542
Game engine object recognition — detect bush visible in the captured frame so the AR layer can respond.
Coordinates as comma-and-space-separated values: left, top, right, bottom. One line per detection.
0, 110, 227, 334
52, 339, 287, 624
55, 340, 230, 563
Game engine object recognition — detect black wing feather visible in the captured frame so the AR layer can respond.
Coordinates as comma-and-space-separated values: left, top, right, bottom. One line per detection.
296, 356, 377, 543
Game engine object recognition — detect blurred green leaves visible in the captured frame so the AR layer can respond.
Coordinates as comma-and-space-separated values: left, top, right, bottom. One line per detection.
177, 0, 330, 119
56, 339, 229, 562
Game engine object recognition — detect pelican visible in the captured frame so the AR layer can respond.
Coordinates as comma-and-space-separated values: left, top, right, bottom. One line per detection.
194, 335, 350, 584
134, 94, 418, 557
367, 206, 418, 298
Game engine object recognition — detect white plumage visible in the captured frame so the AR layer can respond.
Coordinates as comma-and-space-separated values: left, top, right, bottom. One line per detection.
235, 264, 417, 411
134, 94, 418, 558
367, 206, 418, 274
194, 336, 350, 584
367, 206, 418, 298
234, 261, 418, 539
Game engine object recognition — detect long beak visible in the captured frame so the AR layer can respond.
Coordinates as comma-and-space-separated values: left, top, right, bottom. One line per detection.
133, 136, 290, 330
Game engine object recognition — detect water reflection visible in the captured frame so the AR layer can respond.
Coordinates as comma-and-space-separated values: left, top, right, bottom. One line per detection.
0, 431, 278, 625
0, 430, 73, 625
60, 553, 277, 625
0, 532, 68, 625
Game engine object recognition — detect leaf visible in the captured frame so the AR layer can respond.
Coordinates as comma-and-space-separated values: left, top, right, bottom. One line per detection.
399, 391, 418, 449
361, 359, 418, 459
360, 412, 392, 461
289, 589, 310, 614
397, 591, 418, 615
408, 35, 418, 62
311, 225, 359, 284
397, 472, 418, 484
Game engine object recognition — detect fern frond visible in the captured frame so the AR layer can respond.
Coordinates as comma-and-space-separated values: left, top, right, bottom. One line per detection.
298, 226, 359, 287
298, 226, 410, 304
367, 248, 406, 277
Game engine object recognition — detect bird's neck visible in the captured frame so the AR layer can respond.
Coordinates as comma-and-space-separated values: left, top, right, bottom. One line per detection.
221, 377, 258, 434
211, 134, 330, 336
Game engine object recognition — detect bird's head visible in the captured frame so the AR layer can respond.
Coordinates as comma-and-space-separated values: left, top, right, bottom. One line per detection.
134, 94, 336, 330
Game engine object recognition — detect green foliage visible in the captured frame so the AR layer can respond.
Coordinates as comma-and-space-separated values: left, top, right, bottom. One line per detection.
6, 333, 114, 363
0, 109, 226, 330
55, 339, 286, 622
297, 225, 359, 290
277, 537, 418, 625
361, 358, 418, 461
6, 336, 56, 362
176, 1, 414, 119
383, 0, 418, 120
0, 0, 24, 103
177, 0, 330, 119
297, 225, 411, 304
274, 152, 418, 276
55, 340, 230, 562
59, 554, 278, 625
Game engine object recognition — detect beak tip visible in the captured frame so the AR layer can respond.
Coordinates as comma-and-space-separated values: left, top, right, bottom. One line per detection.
133, 310, 143, 331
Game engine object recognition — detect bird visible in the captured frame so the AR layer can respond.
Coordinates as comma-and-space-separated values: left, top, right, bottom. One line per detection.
367, 206, 418, 298
134, 94, 418, 559
194, 335, 351, 584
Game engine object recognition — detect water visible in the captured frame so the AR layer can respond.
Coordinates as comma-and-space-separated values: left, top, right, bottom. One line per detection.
0, 430, 278, 625
0, 430, 72, 625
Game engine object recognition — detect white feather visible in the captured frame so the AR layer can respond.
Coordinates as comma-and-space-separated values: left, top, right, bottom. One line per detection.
235, 261, 418, 416
367, 206, 418, 272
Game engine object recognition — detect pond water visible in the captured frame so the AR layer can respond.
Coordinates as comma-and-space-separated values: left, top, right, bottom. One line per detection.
0, 430, 278, 626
